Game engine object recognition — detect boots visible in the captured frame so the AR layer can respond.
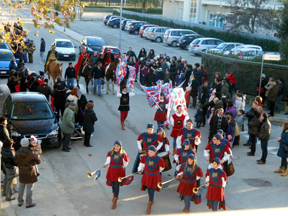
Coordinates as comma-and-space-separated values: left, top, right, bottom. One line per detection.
173, 147, 176, 155
146, 201, 153, 214
184, 209, 190, 213
274, 167, 284, 173
281, 169, 288, 177
112, 192, 115, 202
121, 122, 125, 130
111, 197, 118, 209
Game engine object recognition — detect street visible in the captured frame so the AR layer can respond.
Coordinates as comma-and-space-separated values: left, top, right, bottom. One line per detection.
1, 6, 288, 216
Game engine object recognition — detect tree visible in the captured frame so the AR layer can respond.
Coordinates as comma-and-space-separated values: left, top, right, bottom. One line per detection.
225, 0, 276, 33
279, 36, 288, 64
128, 0, 160, 13
277, 0, 288, 39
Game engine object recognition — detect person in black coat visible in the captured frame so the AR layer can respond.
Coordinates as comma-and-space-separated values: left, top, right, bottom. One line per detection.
53, 77, 67, 121
75, 94, 87, 126
169, 61, 177, 85
83, 102, 97, 147
126, 47, 137, 60
147, 49, 155, 60
144, 69, 156, 87
214, 78, 222, 98
138, 48, 147, 60
7, 76, 19, 93
208, 108, 228, 141
0, 116, 10, 142
190, 75, 199, 108
9, 59, 17, 75
37, 79, 52, 101
182, 64, 192, 91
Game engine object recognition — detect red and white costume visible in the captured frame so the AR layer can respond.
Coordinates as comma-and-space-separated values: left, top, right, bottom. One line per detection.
170, 113, 188, 138
176, 128, 201, 149
204, 141, 231, 169
154, 100, 168, 122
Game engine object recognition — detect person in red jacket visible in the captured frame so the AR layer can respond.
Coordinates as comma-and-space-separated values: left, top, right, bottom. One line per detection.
225, 72, 237, 100
176, 153, 204, 213
104, 140, 129, 209
74, 48, 90, 89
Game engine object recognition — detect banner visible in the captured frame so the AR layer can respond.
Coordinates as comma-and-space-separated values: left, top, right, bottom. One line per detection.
161, 80, 172, 101
126, 66, 136, 88
116, 55, 127, 85
140, 80, 161, 107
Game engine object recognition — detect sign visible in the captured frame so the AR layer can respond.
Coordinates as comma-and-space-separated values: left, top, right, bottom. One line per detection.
263, 54, 280, 61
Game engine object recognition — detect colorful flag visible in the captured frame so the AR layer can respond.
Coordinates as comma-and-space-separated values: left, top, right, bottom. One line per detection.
140, 80, 161, 107
161, 80, 172, 101
126, 66, 136, 88
116, 55, 127, 85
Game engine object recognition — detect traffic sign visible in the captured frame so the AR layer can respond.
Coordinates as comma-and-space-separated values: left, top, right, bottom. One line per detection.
263, 54, 281, 61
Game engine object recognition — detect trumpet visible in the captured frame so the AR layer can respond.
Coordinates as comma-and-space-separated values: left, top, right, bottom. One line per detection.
192, 182, 207, 194
118, 172, 139, 182
87, 164, 105, 178
157, 177, 176, 189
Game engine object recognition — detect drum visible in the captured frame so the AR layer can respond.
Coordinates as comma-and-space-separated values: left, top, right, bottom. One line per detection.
158, 152, 172, 172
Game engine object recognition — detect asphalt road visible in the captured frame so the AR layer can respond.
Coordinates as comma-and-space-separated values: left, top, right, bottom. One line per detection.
1, 6, 288, 216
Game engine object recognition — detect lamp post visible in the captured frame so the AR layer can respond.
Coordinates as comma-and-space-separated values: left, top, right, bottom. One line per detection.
119, 0, 123, 50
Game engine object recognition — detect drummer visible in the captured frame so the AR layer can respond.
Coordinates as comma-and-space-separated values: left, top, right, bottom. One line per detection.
174, 140, 195, 172
138, 145, 165, 214
104, 140, 129, 209
132, 123, 163, 173
157, 127, 170, 154
176, 153, 204, 213
176, 119, 201, 152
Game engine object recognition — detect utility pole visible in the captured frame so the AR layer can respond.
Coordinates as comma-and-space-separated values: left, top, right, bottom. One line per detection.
119, 0, 123, 50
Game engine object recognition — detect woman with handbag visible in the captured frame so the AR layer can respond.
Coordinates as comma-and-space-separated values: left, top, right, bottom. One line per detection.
275, 123, 288, 176
1, 138, 18, 201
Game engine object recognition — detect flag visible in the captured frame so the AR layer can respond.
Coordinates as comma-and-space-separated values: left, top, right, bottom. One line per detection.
167, 87, 189, 121
123, 176, 134, 186
126, 66, 136, 88
177, 80, 185, 88
161, 80, 172, 101
140, 80, 161, 107
116, 55, 127, 85
94, 170, 101, 180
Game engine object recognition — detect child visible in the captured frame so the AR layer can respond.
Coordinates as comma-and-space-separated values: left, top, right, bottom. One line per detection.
194, 104, 204, 128
255, 95, 263, 114
154, 93, 167, 128
30, 135, 42, 176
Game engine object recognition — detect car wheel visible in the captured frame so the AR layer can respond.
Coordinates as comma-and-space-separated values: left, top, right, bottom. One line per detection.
171, 41, 177, 47
134, 30, 139, 35
113, 24, 117, 28
155, 37, 162, 43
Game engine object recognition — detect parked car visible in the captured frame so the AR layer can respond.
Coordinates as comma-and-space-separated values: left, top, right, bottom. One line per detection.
125, 20, 135, 31
209, 42, 243, 54
79, 36, 105, 56
0, 49, 16, 77
107, 18, 123, 28
139, 24, 158, 37
146, 26, 171, 43
128, 21, 148, 35
0, 42, 12, 50
188, 38, 224, 55
101, 45, 121, 59
103, 15, 118, 25
142, 27, 154, 39
163, 29, 197, 47
233, 48, 264, 60
121, 19, 134, 30
52, 39, 76, 60
178, 34, 203, 50
2, 92, 62, 150
224, 44, 263, 56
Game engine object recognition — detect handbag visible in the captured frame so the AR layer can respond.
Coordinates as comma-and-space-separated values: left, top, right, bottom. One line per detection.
6, 166, 19, 180
227, 161, 235, 177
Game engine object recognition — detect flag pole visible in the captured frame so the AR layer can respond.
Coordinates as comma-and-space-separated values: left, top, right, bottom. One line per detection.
137, 82, 163, 111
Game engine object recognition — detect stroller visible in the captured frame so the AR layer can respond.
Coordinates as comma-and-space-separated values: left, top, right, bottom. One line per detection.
70, 123, 85, 141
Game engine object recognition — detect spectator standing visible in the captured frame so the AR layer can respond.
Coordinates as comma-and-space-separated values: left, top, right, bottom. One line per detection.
66, 88, 79, 112
53, 77, 67, 121
83, 102, 97, 147
147, 49, 155, 60
234, 109, 245, 146
0, 116, 10, 142
247, 110, 261, 156
9, 58, 17, 75
39, 38, 45, 64
90, 51, 98, 67
14, 49, 25, 62
37, 79, 51, 101
257, 74, 268, 102
208, 108, 228, 141
257, 113, 271, 164
144, 68, 156, 87
225, 115, 236, 143
234, 93, 246, 114
7, 76, 19, 93
138, 48, 147, 63
214, 78, 222, 98
183, 64, 192, 91
267, 80, 279, 117
127, 47, 137, 60
190, 75, 199, 108
134, 58, 139, 81
92, 61, 104, 96
226, 72, 237, 99
194, 104, 203, 128
27, 40, 36, 63
275, 78, 284, 114
264, 77, 274, 109
60, 103, 76, 152
201, 64, 208, 83
14, 137, 41, 208
275, 123, 288, 176
193, 65, 203, 85
64, 63, 76, 88
160, 58, 169, 74
225, 100, 236, 118
221, 80, 229, 96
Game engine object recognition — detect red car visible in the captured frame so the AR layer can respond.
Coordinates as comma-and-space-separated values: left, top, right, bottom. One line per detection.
139, 25, 158, 37
101, 45, 121, 59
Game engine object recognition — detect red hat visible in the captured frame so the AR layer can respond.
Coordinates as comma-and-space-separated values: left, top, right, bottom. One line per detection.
30, 135, 37, 144
107, 49, 112, 52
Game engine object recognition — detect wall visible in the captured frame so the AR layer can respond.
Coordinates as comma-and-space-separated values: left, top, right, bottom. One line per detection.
162, 0, 184, 20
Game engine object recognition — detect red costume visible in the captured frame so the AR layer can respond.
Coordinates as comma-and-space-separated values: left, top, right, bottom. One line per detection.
170, 113, 186, 138
175, 148, 195, 164
106, 151, 129, 186
140, 154, 165, 192
177, 163, 203, 203
177, 128, 201, 148
74, 52, 90, 77
137, 133, 163, 152
204, 141, 231, 161
154, 101, 167, 122
103, 52, 115, 69
205, 168, 227, 210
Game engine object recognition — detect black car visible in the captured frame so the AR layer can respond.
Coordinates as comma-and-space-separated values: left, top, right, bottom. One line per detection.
79, 36, 105, 56
2, 92, 61, 150
127, 21, 148, 35
121, 19, 134, 30
103, 15, 118, 25
107, 18, 123, 28
178, 34, 203, 49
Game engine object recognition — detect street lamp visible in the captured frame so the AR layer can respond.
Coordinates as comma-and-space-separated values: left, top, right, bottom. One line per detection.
119, 0, 123, 50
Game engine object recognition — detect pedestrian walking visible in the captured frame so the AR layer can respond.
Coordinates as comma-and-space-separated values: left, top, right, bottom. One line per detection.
60, 103, 76, 152
274, 123, 288, 176
53, 77, 67, 121
27, 40, 36, 63
247, 110, 261, 156
92, 61, 104, 96
64, 63, 76, 88
83, 102, 97, 147
14, 137, 41, 208
275, 78, 284, 114
40, 38, 45, 64
90, 51, 98, 67
257, 113, 271, 164
9, 58, 17, 75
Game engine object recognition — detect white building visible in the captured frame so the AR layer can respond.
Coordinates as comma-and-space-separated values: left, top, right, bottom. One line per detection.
162, 0, 282, 28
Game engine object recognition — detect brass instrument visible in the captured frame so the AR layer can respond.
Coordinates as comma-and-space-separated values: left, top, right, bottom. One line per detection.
157, 177, 176, 189
118, 172, 139, 182
192, 182, 207, 194
87, 164, 105, 178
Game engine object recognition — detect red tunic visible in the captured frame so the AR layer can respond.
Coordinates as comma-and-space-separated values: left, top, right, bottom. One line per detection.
177, 128, 201, 147
205, 141, 231, 161
205, 168, 227, 206
170, 114, 186, 138
207, 138, 231, 150
140, 154, 165, 192
137, 132, 163, 151
175, 148, 195, 164
177, 164, 203, 201
74, 53, 91, 77
106, 151, 129, 186
154, 101, 167, 122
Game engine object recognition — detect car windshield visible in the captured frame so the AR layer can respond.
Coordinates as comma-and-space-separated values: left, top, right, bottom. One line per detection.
106, 48, 120, 55
0, 43, 9, 49
56, 41, 73, 48
0, 51, 14, 61
11, 102, 54, 120
87, 38, 105, 46
216, 43, 227, 49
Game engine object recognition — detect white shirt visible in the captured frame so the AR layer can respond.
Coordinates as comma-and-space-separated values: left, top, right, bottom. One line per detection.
117, 90, 135, 98
169, 112, 189, 126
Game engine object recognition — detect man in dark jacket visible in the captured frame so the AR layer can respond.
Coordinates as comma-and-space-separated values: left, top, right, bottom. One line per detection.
40, 38, 45, 64
190, 75, 199, 108
209, 108, 228, 141
0, 116, 10, 142
14, 49, 25, 62
53, 77, 67, 121
183, 64, 192, 91
64, 63, 76, 88
244, 101, 259, 146
14, 137, 41, 208
83, 102, 97, 147
126, 47, 136, 60
37, 79, 52, 101
92, 62, 104, 96
267, 81, 279, 117
214, 78, 222, 98
90, 51, 99, 67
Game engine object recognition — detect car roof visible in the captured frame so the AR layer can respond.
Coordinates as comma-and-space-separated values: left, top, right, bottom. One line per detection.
54, 39, 72, 42
131, 21, 147, 23
142, 24, 158, 27
167, 29, 194, 31
220, 42, 243, 44
84, 36, 103, 40
182, 34, 199, 36
10, 92, 47, 103
198, 37, 222, 40
102, 45, 120, 49
238, 48, 262, 51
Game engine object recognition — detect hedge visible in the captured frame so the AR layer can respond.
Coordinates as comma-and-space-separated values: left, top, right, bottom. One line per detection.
113, 11, 280, 52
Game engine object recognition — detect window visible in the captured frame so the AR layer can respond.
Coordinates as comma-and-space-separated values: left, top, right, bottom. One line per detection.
201, 40, 208, 45
190, 0, 197, 23
225, 45, 234, 50
156, 29, 161, 32
171, 31, 179, 36
56, 41, 73, 48
207, 40, 215, 45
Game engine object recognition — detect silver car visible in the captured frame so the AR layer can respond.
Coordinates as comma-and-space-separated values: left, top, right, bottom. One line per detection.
209, 42, 243, 54
188, 38, 224, 55
125, 20, 134, 31
224, 44, 263, 56
163, 29, 197, 47
142, 27, 152, 39
146, 27, 171, 43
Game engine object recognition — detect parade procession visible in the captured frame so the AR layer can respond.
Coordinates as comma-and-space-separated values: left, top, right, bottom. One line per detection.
1, 2, 288, 216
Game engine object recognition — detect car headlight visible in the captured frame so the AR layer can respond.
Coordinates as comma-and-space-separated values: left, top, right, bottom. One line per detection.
87, 47, 93, 51
11, 130, 22, 137
48, 128, 59, 136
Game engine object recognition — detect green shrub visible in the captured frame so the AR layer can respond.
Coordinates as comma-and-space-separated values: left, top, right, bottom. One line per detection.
113, 11, 280, 51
